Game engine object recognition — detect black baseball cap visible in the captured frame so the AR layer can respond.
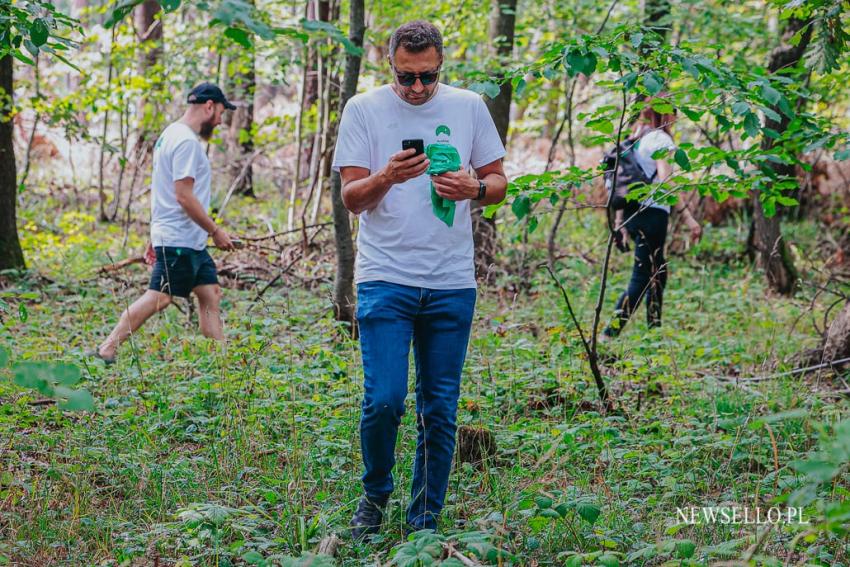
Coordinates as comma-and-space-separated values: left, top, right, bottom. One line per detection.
187, 82, 236, 110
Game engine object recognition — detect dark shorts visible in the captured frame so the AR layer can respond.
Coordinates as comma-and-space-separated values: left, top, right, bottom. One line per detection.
149, 246, 219, 298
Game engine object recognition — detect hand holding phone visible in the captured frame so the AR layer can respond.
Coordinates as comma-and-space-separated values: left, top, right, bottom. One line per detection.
384, 139, 429, 184
402, 139, 425, 156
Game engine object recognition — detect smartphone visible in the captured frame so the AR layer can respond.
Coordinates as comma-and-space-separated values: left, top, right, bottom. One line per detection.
402, 139, 425, 156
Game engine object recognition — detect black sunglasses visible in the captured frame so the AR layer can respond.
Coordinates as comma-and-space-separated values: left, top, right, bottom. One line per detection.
393, 66, 441, 87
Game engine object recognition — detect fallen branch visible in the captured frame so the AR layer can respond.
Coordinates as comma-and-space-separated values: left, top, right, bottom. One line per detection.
446, 544, 481, 567
251, 250, 304, 303
705, 355, 850, 383
98, 256, 145, 274
241, 222, 333, 242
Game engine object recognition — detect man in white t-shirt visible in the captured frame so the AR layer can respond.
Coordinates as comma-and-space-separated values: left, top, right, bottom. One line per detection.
89, 83, 237, 363
332, 20, 507, 538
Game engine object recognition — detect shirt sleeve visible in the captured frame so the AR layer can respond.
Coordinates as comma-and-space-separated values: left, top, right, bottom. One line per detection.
641, 131, 676, 157
332, 99, 371, 172
171, 139, 204, 182
469, 96, 507, 169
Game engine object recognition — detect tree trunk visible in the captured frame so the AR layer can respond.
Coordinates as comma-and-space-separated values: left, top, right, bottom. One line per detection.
823, 301, 850, 365
330, 0, 364, 329
644, 0, 671, 39
300, 0, 325, 179
751, 16, 812, 295
134, 1, 162, 73
228, 23, 256, 197
0, 55, 24, 271
134, 0, 161, 148
476, 0, 515, 282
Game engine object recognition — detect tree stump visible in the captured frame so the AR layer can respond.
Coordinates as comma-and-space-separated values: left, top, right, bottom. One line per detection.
456, 425, 497, 469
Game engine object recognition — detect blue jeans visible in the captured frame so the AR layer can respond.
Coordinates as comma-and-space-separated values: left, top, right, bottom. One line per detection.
356, 280, 476, 530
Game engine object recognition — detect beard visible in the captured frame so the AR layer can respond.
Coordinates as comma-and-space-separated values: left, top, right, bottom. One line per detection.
199, 119, 216, 140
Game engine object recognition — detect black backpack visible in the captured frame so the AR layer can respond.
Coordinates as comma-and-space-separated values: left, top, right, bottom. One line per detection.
601, 138, 655, 210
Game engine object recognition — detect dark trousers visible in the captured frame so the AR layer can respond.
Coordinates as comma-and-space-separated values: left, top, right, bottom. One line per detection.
606, 206, 669, 336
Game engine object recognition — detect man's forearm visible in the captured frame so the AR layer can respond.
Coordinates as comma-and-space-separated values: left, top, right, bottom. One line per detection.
478, 173, 507, 206
178, 194, 217, 235
343, 169, 394, 214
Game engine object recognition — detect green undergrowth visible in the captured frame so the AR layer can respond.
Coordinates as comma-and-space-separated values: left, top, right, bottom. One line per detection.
1, 193, 849, 566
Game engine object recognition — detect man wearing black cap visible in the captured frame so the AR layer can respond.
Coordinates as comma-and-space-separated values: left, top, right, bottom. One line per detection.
89, 83, 237, 363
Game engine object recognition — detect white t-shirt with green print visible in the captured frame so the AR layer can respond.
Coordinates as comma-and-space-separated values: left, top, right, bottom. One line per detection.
332, 84, 506, 289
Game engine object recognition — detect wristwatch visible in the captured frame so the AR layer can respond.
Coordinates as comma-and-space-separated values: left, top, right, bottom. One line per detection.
476, 180, 487, 201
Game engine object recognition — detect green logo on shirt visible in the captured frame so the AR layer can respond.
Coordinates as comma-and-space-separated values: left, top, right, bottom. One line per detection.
435, 125, 451, 137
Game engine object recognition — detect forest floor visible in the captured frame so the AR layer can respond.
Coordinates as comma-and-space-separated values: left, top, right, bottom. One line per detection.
1, 189, 849, 566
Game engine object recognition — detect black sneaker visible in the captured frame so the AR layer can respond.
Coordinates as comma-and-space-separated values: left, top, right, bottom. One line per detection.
350, 495, 387, 541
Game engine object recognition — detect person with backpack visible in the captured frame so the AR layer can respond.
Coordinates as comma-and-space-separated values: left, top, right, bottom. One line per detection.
601, 99, 702, 339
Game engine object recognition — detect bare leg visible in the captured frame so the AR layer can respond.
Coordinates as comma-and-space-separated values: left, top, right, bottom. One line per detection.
194, 284, 224, 340
98, 290, 172, 359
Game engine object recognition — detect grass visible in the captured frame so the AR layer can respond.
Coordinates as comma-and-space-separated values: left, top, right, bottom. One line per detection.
1, 190, 849, 566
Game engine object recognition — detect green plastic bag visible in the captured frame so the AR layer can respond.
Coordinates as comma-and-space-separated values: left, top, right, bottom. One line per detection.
425, 143, 462, 227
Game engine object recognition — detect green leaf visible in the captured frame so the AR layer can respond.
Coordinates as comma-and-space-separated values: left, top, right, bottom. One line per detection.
675, 540, 696, 559
511, 195, 530, 220
680, 106, 704, 121
512, 76, 526, 97
0, 346, 8, 369
576, 501, 601, 525
643, 72, 663, 95
161, 0, 182, 10
18, 303, 27, 322
57, 388, 95, 412
242, 551, 264, 565
731, 101, 750, 115
777, 96, 795, 119
617, 71, 638, 90
52, 363, 81, 386
565, 50, 597, 77
586, 118, 614, 134
468, 81, 501, 100
743, 112, 761, 139
534, 495, 553, 509
12, 361, 54, 395
23, 39, 39, 59
674, 149, 691, 171
105, 0, 143, 28
761, 84, 781, 105
631, 32, 644, 49
224, 27, 252, 48
649, 98, 674, 114
30, 19, 49, 47
12, 50, 36, 66
597, 553, 619, 567
792, 459, 840, 482
301, 18, 361, 55
482, 203, 501, 219
835, 148, 850, 161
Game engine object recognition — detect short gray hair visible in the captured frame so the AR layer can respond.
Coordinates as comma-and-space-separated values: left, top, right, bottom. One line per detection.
389, 21, 443, 60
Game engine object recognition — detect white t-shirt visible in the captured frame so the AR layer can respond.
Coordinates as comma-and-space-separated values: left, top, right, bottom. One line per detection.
634, 129, 676, 213
150, 122, 212, 250
332, 84, 506, 289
